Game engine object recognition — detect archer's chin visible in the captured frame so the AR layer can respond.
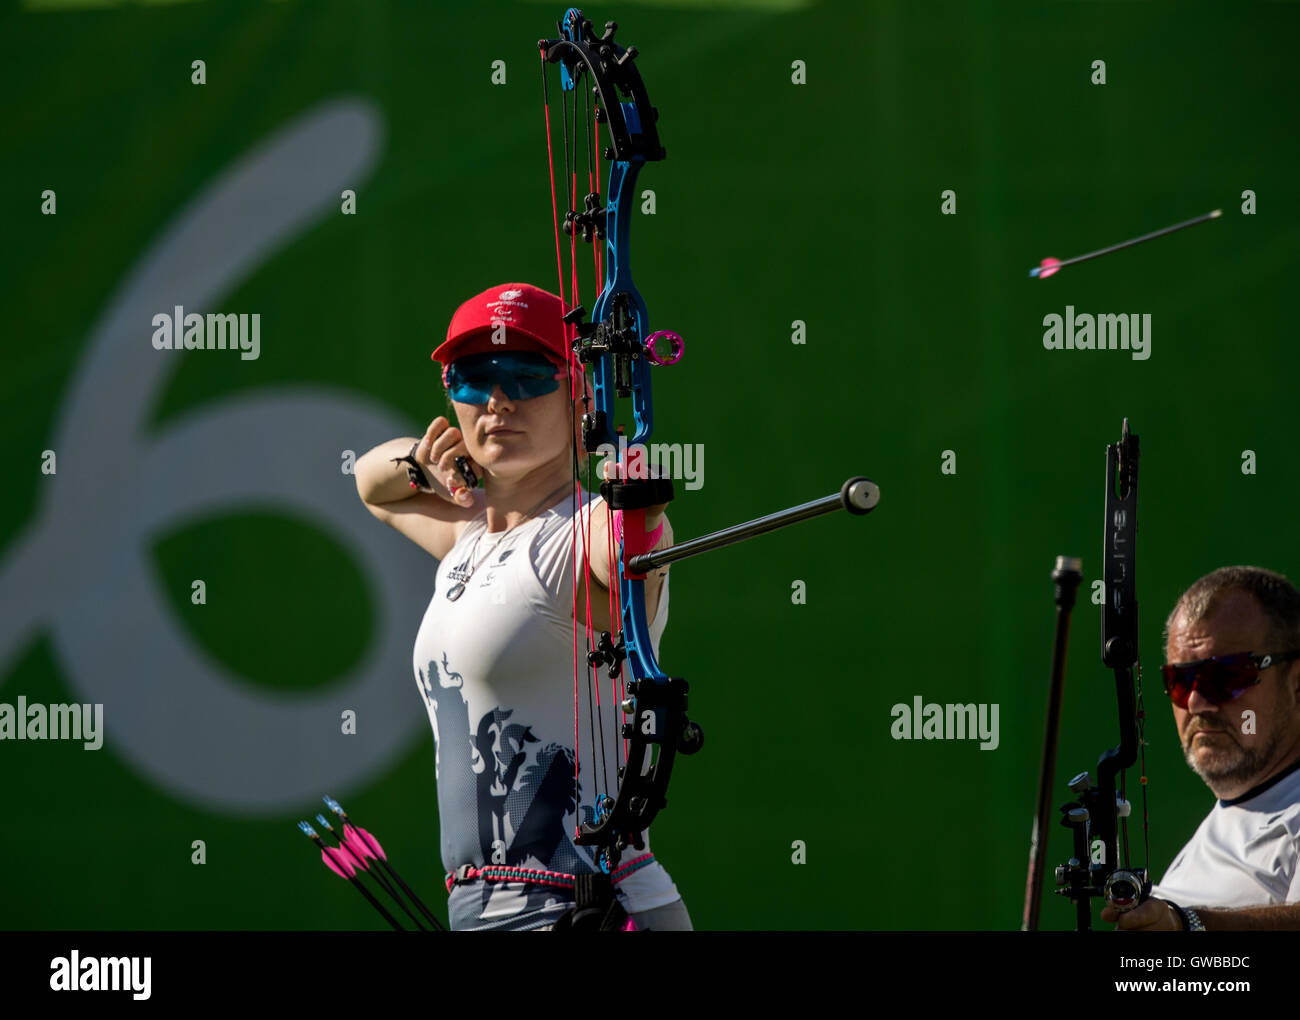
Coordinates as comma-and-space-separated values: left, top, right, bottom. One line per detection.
1185, 739, 1243, 775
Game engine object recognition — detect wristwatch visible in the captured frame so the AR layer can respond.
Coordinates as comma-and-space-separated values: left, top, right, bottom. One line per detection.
1170, 901, 1207, 931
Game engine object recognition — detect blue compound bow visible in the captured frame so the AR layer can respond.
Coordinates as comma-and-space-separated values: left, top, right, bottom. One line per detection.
539, 9, 880, 892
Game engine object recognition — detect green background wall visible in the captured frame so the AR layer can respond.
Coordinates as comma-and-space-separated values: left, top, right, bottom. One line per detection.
2, 0, 1296, 930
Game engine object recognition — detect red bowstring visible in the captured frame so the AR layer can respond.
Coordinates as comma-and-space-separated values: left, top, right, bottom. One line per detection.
589, 97, 625, 769
543, 59, 585, 831
607, 499, 625, 764
567, 99, 601, 791
545, 56, 616, 834
591, 103, 603, 289
542, 66, 567, 318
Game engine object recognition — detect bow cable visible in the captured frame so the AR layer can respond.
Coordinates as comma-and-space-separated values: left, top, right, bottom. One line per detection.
542, 41, 627, 846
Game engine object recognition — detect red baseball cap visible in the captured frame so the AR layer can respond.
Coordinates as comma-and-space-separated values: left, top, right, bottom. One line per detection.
432, 283, 577, 385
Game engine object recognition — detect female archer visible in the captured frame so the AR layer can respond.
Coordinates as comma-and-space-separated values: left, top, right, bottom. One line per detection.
354, 282, 693, 931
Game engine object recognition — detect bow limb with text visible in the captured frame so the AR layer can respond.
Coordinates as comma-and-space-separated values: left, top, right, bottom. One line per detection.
1025, 419, 1152, 931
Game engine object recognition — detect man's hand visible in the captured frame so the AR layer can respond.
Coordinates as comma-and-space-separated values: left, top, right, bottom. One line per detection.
1101, 898, 1182, 931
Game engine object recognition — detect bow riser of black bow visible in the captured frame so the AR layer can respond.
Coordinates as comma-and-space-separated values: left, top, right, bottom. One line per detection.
1039, 419, 1151, 931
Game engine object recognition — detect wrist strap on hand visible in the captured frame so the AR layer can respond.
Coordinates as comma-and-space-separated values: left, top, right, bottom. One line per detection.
391, 441, 437, 494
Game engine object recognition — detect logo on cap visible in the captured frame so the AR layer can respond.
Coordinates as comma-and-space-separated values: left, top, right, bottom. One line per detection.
486, 289, 530, 323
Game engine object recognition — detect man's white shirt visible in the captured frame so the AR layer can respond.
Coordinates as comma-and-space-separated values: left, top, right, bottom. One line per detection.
1152, 760, 1300, 908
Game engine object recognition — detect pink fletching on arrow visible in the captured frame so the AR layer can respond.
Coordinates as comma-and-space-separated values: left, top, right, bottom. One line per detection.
321, 846, 356, 879
1035, 257, 1061, 279
345, 824, 385, 862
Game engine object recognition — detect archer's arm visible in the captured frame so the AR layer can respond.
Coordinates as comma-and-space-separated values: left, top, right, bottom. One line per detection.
1105, 899, 1300, 931
1191, 903, 1300, 930
581, 503, 672, 634
355, 428, 479, 560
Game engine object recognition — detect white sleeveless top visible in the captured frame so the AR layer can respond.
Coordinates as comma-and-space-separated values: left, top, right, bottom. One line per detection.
412, 489, 682, 930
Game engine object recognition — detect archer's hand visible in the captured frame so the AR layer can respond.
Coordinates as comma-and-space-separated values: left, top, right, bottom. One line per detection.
597, 458, 671, 528
1102, 898, 1182, 931
420, 417, 481, 507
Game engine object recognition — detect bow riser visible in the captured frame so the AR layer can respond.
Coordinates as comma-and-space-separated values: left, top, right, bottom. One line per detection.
1091, 427, 1143, 905
589, 160, 655, 447
1051, 420, 1151, 929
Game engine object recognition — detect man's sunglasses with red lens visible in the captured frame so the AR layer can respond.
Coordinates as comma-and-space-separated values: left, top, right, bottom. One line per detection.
1160, 650, 1300, 709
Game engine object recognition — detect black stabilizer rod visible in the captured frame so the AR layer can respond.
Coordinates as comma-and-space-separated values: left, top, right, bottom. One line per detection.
626, 476, 879, 574
1022, 555, 1084, 931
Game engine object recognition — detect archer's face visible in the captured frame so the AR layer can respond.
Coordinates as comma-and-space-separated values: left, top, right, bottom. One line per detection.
450, 380, 579, 479
1165, 589, 1300, 796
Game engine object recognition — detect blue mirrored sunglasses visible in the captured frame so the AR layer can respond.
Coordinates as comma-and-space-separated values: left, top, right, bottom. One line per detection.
445, 352, 564, 404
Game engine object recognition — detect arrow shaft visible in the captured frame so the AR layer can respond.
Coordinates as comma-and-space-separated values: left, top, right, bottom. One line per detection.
327, 831, 429, 931
303, 825, 410, 930
332, 808, 448, 932
349, 876, 404, 931
376, 859, 444, 931
332, 837, 411, 915
1055, 210, 1221, 269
